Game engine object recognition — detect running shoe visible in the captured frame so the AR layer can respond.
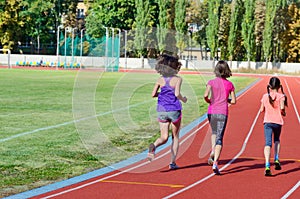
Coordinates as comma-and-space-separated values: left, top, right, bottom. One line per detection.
274, 159, 281, 170
169, 162, 179, 170
208, 153, 214, 166
265, 167, 272, 176
212, 164, 221, 175
147, 143, 155, 161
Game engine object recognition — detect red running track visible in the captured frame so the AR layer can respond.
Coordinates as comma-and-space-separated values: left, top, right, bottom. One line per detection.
31, 75, 300, 199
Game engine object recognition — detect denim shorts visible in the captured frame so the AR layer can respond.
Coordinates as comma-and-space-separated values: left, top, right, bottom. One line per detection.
157, 111, 182, 123
264, 123, 282, 147
208, 114, 228, 146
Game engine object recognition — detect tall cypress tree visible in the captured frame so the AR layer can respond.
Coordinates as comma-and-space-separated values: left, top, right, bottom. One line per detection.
206, 0, 221, 64
218, 3, 231, 61
262, 0, 277, 68
242, 0, 256, 68
227, 0, 239, 65
254, 0, 265, 62
273, 0, 288, 63
134, 0, 151, 61
157, 0, 168, 54
174, 0, 187, 55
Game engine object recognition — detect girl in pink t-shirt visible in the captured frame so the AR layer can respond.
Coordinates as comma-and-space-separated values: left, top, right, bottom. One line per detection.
260, 77, 288, 176
204, 60, 236, 175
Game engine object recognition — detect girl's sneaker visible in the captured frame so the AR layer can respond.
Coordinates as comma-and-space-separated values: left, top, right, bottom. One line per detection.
212, 164, 221, 175
147, 143, 155, 161
265, 167, 272, 176
169, 162, 179, 170
274, 160, 281, 170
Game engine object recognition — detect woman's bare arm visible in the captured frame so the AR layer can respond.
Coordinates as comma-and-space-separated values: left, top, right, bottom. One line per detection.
228, 91, 236, 104
203, 85, 211, 103
175, 77, 187, 103
152, 82, 160, 98
260, 102, 265, 113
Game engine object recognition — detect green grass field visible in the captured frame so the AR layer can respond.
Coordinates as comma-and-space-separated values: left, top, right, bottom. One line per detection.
0, 68, 257, 197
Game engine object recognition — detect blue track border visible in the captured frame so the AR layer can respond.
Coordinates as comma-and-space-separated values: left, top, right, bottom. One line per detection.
4, 78, 260, 199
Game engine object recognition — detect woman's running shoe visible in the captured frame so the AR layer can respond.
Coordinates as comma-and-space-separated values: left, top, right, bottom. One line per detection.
274, 160, 281, 170
265, 167, 272, 176
169, 162, 179, 170
212, 164, 221, 175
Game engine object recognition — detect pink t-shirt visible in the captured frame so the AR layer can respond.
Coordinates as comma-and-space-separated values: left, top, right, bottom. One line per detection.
207, 77, 235, 115
261, 92, 285, 125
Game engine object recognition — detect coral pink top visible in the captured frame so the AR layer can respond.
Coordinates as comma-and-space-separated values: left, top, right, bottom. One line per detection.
261, 92, 285, 125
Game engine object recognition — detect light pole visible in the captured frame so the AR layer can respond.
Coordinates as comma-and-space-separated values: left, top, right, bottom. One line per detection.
188, 30, 193, 61
71, 27, 78, 67
80, 28, 85, 69
80, 29, 85, 57
104, 26, 109, 69
124, 30, 127, 70
64, 26, 72, 68
117, 28, 121, 71
111, 27, 114, 71
56, 25, 64, 70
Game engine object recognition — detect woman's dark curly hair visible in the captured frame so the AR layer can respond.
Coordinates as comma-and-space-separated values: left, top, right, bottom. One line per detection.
155, 54, 181, 77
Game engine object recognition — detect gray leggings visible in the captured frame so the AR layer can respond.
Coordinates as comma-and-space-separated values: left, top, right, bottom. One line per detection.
208, 114, 228, 146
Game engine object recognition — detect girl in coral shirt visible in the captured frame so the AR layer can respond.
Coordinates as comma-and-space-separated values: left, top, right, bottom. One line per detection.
260, 77, 288, 176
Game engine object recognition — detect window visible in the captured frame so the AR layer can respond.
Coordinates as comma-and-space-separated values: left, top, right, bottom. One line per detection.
77, 9, 85, 18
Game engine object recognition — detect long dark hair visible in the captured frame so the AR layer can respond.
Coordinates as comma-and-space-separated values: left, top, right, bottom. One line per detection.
267, 77, 288, 107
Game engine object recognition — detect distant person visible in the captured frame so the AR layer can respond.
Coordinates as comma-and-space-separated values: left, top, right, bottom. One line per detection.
204, 60, 236, 175
148, 54, 187, 170
260, 76, 287, 176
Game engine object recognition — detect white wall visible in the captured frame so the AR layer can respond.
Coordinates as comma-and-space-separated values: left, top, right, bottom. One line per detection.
0, 54, 299, 73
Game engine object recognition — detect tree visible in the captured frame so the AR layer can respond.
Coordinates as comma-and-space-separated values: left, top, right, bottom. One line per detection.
262, 0, 277, 68
193, 0, 209, 60
284, 3, 300, 62
218, 3, 231, 61
241, 0, 256, 68
0, 0, 26, 51
174, 0, 187, 55
273, 0, 289, 62
227, 0, 240, 65
156, 0, 168, 54
85, 0, 136, 36
254, 0, 266, 61
22, 0, 56, 54
134, 0, 152, 66
206, 0, 221, 64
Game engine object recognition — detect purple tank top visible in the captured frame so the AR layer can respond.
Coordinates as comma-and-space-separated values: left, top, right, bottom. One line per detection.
157, 77, 182, 112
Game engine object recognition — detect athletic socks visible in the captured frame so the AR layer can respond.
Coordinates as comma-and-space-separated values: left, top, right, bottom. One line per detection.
274, 154, 279, 161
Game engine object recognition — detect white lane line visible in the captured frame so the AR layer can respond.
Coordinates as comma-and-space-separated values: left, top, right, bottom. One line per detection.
0, 100, 152, 143
281, 181, 300, 199
40, 121, 210, 199
284, 79, 300, 124
163, 109, 261, 199
39, 78, 262, 198
1, 78, 262, 143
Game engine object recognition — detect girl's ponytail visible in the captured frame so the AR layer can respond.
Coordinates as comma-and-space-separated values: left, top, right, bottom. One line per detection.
280, 85, 288, 107
267, 85, 275, 106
